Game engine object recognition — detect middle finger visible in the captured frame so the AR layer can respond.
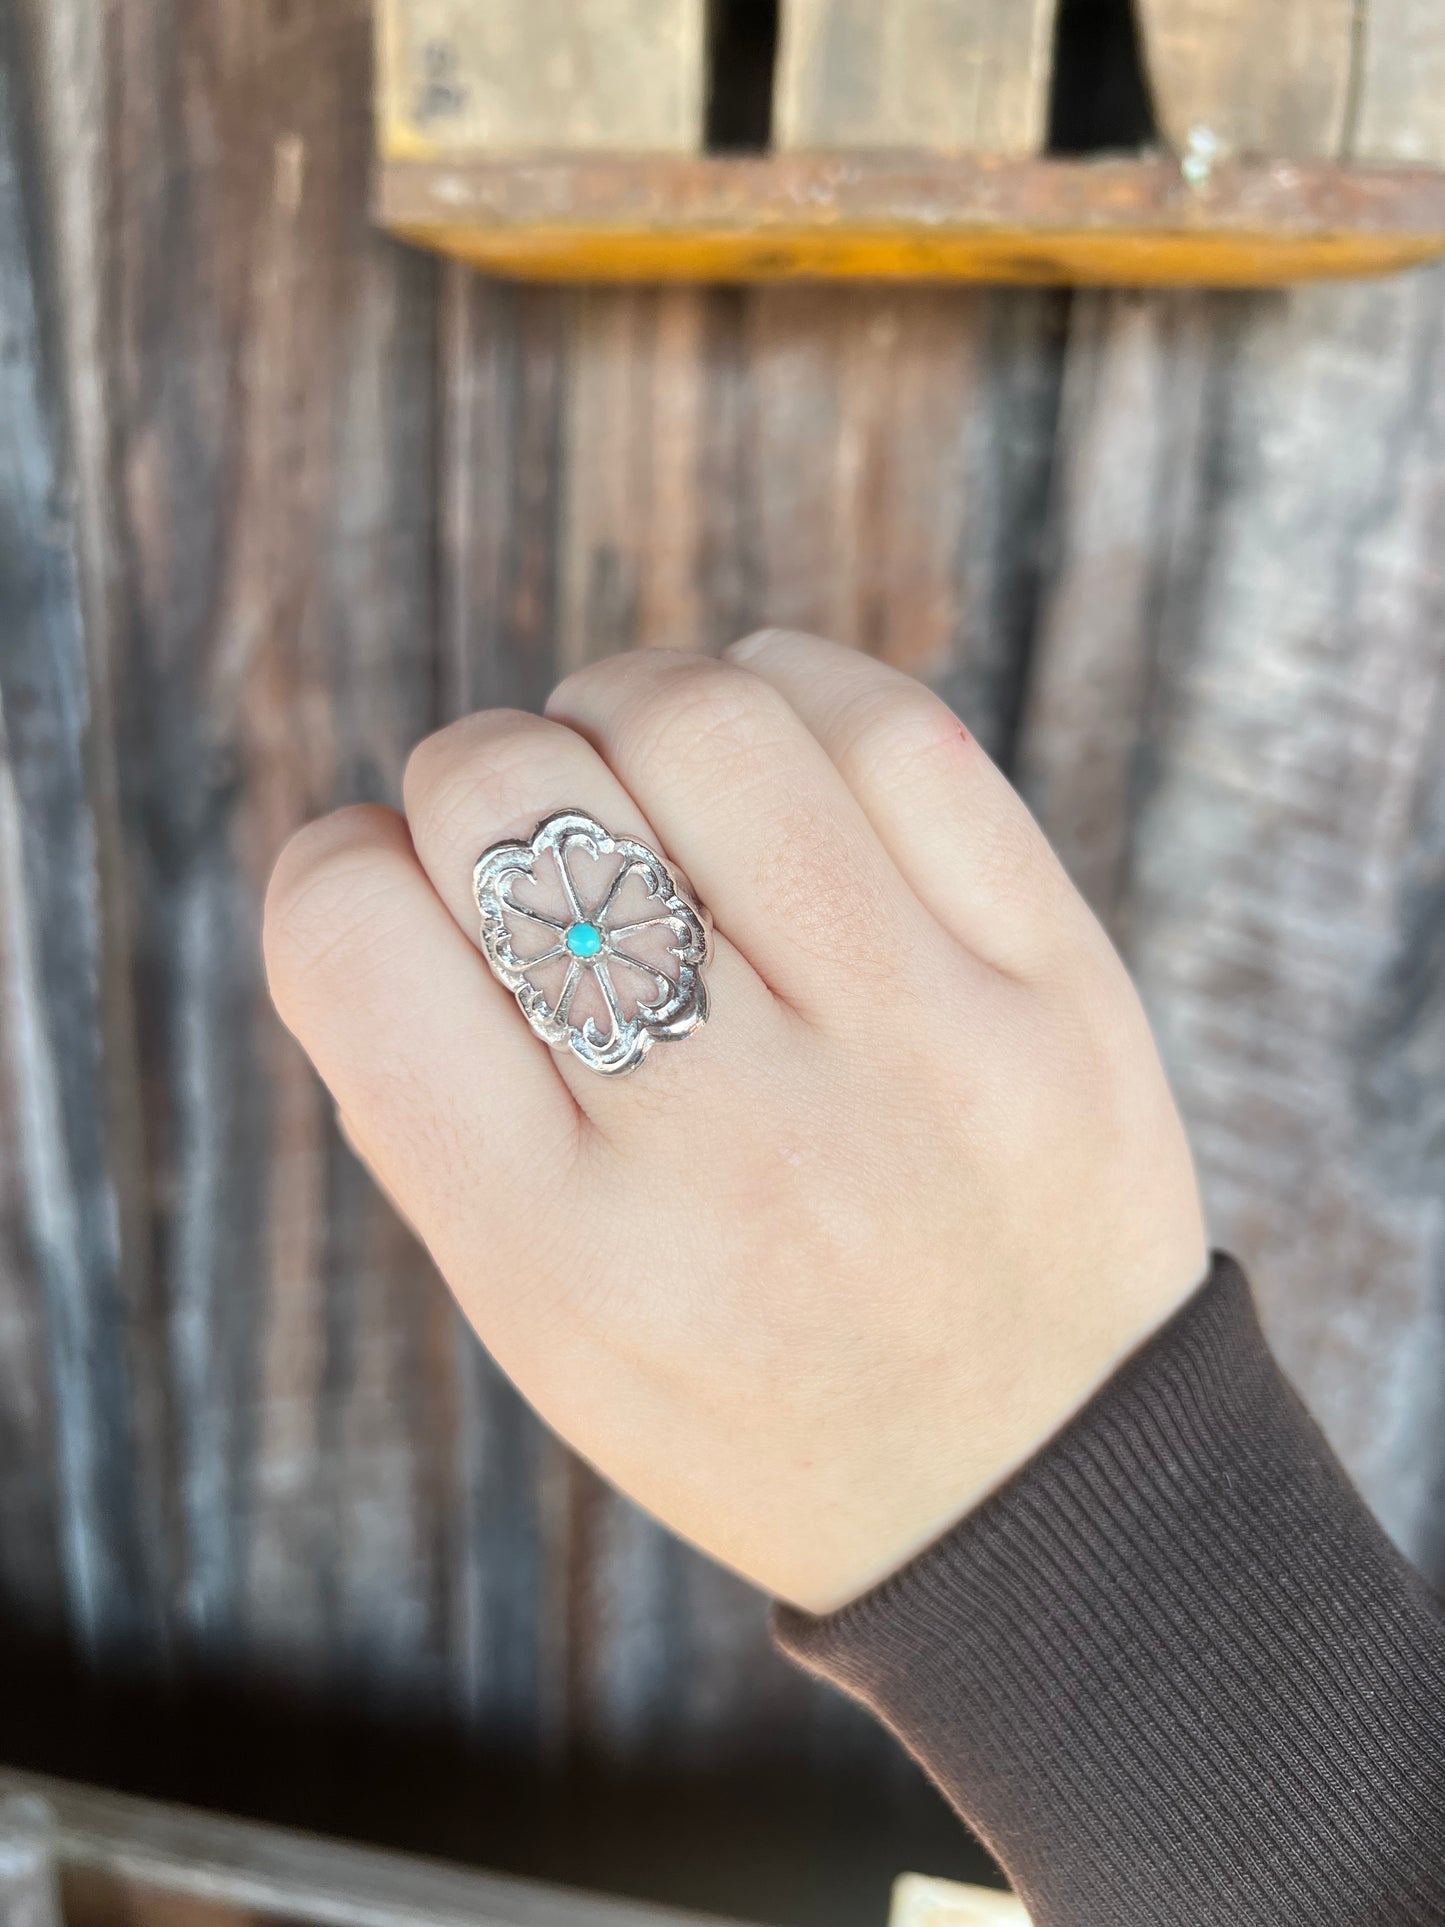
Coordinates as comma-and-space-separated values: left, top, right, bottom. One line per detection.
546, 650, 945, 1021
402, 705, 782, 1113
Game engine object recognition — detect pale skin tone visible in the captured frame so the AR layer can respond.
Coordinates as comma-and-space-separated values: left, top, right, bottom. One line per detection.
264, 633, 1208, 1614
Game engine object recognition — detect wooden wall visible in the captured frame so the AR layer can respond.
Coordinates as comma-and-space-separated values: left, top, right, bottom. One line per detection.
1, 2, 1442, 1923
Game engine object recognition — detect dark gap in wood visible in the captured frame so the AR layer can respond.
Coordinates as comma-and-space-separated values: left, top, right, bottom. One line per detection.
1048, 0, 1159, 153
987, 291, 1077, 781
706, 0, 779, 151
1340, 0, 1371, 157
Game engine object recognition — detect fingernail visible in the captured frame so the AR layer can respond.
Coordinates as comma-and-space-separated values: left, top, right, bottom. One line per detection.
722, 629, 780, 664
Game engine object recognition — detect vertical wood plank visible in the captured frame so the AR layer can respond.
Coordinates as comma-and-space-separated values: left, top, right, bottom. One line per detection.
518, 280, 1066, 753
0, 0, 98, 1644
743, 287, 1067, 755
0, 1796, 63, 1927
0, 818, 65, 1639
1352, 0, 1445, 165
555, 288, 719, 670
435, 267, 579, 1757
95, 0, 481, 1717
375, 0, 707, 159
1020, 272, 1445, 1580
775, 0, 1059, 153
438, 272, 569, 716
1133, 0, 1356, 158
1017, 291, 1211, 918
0, 2, 167, 1668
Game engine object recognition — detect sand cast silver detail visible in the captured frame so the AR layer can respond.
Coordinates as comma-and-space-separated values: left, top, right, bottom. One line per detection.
473, 809, 712, 1076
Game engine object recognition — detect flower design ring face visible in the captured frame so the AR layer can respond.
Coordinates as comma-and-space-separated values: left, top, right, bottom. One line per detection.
473, 810, 712, 1076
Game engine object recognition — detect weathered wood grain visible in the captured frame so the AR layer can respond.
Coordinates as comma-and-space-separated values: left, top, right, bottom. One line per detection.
740, 285, 1067, 752
1019, 269, 1445, 1580
1017, 291, 1208, 917
101, 0, 549, 1732
438, 274, 570, 717
0, 808, 65, 1643
0, 0, 167, 1668
375, 0, 707, 159
1134, 0, 1356, 158
1353, 0, 1445, 166
437, 271, 1066, 727
6, 0, 1445, 1919
471, 280, 1065, 747
553, 288, 718, 670
774, 0, 1058, 154
0, 1795, 63, 1927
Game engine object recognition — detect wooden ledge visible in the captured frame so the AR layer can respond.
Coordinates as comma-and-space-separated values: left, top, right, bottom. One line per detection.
373, 151, 1445, 285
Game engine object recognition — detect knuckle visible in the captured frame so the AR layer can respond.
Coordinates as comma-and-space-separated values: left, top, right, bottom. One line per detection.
404, 710, 555, 848
546, 648, 661, 715
615, 657, 794, 774
833, 687, 963, 800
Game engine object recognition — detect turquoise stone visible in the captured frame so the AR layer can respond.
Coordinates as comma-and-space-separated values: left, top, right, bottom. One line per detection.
565, 921, 604, 959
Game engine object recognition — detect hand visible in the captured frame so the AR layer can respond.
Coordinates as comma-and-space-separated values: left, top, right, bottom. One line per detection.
264, 634, 1207, 1613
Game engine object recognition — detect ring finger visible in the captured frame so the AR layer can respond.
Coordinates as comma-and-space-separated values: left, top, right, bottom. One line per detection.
545, 649, 952, 1021
402, 706, 782, 1117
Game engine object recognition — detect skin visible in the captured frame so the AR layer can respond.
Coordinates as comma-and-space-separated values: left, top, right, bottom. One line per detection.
264, 633, 1208, 1614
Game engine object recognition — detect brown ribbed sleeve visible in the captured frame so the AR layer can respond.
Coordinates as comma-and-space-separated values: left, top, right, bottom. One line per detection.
775, 1256, 1445, 1925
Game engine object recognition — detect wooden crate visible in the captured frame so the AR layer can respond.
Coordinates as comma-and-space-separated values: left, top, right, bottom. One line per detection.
373, 0, 1445, 283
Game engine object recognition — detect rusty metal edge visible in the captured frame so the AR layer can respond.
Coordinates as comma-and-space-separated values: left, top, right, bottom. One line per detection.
373, 151, 1445, 240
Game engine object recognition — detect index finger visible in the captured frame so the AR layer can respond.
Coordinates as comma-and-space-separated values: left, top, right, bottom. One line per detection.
264, 804, 582, 1258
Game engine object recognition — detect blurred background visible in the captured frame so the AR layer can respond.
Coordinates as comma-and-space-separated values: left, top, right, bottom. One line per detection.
1, 2, 1443, 1925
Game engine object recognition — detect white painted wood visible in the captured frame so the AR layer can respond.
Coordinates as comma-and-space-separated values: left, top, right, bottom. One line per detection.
890, 1871, 1031, 1927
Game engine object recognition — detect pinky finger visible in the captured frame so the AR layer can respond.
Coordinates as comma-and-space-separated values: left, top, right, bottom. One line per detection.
725, 631, 1104, 980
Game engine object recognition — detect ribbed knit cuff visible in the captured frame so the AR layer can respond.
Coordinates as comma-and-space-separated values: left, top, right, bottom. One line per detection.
775, 1256, 1445, 1927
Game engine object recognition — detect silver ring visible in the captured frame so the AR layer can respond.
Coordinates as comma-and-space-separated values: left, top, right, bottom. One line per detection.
473, 809, 712, 1077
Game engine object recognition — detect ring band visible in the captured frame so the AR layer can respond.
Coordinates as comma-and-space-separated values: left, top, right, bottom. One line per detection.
473, 809, 712, 1076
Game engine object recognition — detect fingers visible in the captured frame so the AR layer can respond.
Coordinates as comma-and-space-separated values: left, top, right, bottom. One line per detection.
544, 650, 948, 1019
724, 631, 1101, 980
263, 805, 579, 1258
400, 707, 782, 1112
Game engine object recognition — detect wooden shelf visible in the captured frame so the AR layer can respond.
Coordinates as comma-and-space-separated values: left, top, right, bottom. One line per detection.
374, 150, 1445, 286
